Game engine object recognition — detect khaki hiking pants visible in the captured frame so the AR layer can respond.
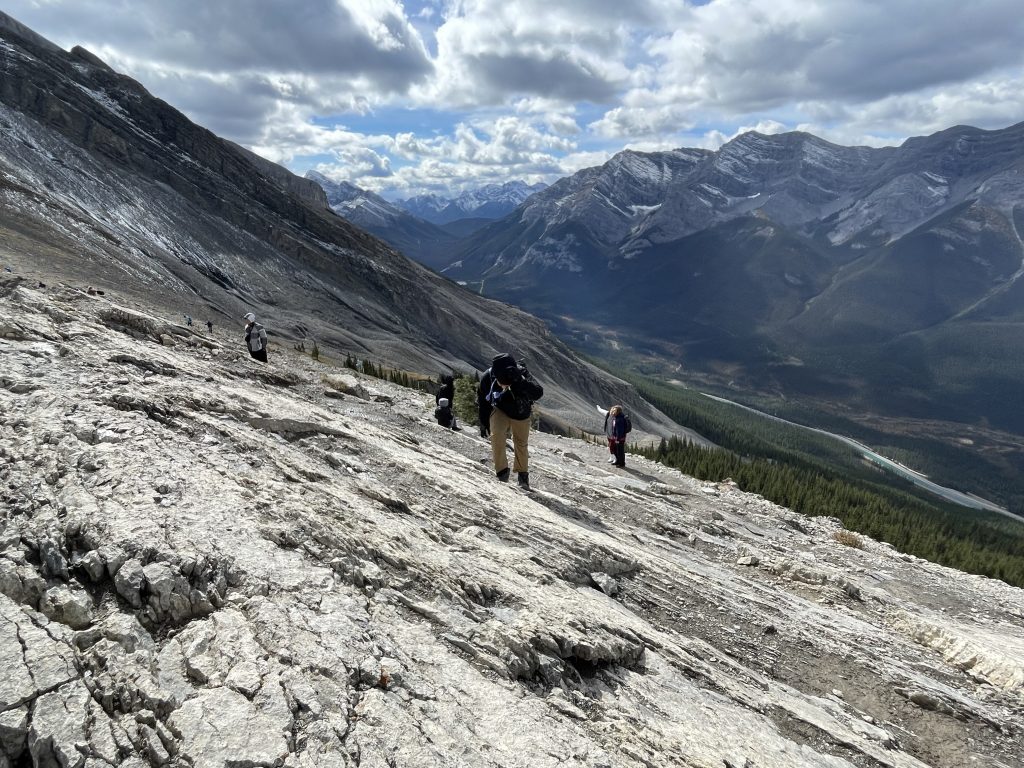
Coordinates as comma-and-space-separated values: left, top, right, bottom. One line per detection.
489, 410, 530, 474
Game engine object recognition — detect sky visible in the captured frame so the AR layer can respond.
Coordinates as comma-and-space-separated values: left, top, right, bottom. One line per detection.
6, 0, 1024, 200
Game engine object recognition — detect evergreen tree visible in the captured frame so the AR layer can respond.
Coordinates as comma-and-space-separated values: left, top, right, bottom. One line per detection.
453, 376, 479, 427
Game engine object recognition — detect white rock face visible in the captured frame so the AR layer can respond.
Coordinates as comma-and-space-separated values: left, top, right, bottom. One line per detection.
1, 280, 1022, 767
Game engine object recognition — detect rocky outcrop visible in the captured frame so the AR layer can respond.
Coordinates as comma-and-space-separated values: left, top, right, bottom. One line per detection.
1, 280, 1022, 767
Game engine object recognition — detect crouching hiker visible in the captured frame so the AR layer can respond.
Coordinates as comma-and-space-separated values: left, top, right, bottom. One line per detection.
477, 353, 543, 490
434, 398, 460, 430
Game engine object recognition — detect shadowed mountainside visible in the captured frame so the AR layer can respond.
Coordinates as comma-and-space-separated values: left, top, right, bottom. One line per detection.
442, 126, 1024, 432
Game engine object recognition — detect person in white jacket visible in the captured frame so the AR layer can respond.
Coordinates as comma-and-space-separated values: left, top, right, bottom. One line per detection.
243, 312, 268, 363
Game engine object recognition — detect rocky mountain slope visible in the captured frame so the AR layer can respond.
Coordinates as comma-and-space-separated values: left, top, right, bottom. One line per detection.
3, 278, 1024, 768
0, 11, 673, 436
397, 181, 547, 225
445, 127, 1024, 433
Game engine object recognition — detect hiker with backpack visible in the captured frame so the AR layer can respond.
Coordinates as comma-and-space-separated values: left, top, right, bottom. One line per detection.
243, 312, 268, 363
606, 405, 629, 468
434, 398, 459, 430
436, 374, 455, 407
435, 374, 460, 430
477, 353, 544, 490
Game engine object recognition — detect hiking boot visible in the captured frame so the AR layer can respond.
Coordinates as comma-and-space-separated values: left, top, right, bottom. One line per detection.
496, 468, 511, 482
517, 472, 531, 491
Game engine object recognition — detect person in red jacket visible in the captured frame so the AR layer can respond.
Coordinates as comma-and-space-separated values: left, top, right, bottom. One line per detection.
608, 405, 628, 467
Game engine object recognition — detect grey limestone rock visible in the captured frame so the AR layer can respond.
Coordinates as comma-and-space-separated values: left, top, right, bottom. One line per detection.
39, 586, 93, 629
114, 559, 145, 608
76, 550, 106, 582
0, 267, 1022, 768
589, 571, 619, 596
38, 538, 69, 580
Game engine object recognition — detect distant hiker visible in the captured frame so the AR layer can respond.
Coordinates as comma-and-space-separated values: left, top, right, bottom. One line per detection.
185, 315, 193, 327
434, 398, 456, 429
607, 405, 628, 468
435, 374, 460, 430
243, 312, 268, 363
206, 320, 213, 334
477, 353, 543, 490
87, 286, 95, 295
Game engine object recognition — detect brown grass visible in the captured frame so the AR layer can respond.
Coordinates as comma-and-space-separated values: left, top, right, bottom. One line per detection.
833, 530, 865, 549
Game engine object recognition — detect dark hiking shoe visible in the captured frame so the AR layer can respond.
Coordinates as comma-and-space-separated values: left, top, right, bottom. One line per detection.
496, 468, 511, 482
517, 472, 531, 491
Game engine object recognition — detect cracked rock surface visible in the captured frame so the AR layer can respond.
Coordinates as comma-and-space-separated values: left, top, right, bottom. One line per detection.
1, 281, 1023, 767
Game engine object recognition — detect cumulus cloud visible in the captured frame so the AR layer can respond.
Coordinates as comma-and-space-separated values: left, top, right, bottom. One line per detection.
6, 0, 432, 141
5, 0, 1024, 197
415, 0, 655, 107
641, 0, 1024, 111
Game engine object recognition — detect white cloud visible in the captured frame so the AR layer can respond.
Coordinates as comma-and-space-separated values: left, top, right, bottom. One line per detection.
642, 0, 1024, 110
5, 0, 1024, 198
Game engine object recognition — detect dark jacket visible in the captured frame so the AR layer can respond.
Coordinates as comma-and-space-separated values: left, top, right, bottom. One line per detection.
434, 405, 454, 428
436, 379, 455, 407
609, 413, 627, 442
478, 366, 543, 422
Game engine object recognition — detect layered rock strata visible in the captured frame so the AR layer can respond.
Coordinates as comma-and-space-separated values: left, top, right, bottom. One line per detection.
1, 281, 1022, 767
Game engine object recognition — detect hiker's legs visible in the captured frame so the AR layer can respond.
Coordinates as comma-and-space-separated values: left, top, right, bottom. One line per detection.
614, 441, 626, 467
510, 418, 530, 473
490, 410, 512, 475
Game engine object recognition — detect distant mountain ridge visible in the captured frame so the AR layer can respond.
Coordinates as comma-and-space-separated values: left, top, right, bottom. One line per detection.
0, 12, 675, 432
396, 180, 548, 224
304, 171, 457, 271
446, 125, 1024, 432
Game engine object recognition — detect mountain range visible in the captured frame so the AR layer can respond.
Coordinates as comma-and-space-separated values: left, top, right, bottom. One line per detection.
304, 174, 550, 271
0, 11, 675, 435
431, 127, 1024, 434
304, 171, 459, 272
3, 12, 1024, 767
395, 180, 548, 225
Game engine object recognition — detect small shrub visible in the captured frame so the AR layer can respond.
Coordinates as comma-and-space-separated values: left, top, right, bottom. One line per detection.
311, 340, 320, 361
453, 376, 479, 427
833, 530, 864, 549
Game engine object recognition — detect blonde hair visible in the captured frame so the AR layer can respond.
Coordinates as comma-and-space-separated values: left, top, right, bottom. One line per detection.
610, 405, 622, 415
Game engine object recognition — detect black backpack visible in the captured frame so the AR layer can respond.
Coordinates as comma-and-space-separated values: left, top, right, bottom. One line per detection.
623, 412, 633, 433
487, 354, 542, 419
490, 353, 521, 384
